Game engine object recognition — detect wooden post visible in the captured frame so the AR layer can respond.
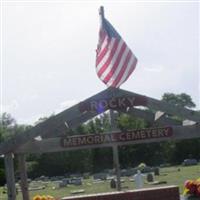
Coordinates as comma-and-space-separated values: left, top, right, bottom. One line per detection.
110, 109, 121, 191
18, 154, 29, 200
4, 153, 16, 200
112, 144, 121, 191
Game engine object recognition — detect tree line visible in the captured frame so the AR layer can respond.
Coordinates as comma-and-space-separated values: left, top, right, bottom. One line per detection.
0, 93, 200, 185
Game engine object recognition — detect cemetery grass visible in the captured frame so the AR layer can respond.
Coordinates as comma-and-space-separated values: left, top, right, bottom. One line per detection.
0, 165, 199, 200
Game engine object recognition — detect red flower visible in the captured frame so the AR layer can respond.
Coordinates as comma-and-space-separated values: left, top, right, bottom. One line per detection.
189, 182, 197, 194
196, 185, 200, 197
185, 180, 193, 190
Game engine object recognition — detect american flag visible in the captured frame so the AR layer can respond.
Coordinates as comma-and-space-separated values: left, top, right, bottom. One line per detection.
96, 7, 137, 88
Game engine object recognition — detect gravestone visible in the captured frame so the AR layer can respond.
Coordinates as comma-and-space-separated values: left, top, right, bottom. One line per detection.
147, 173, 154, 182
154, 167, 160, 176
71, 178, 82, 186
93, 173, 107, 180
62, 178, 70, 185
59, 181, 67, 188
121, 169, 128, 177
83, 173, 90, 179
110, 179, 116, 189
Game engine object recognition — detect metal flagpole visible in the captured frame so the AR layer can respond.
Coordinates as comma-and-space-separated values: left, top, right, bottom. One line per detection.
99, 6, 121, 191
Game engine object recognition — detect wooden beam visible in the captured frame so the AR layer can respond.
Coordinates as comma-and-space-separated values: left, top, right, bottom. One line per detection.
4, 153, 16, 200
18, 154, 30, 200
110, 110, 121, 191
122, 107, 182, 126
1, 87, 199, 155
0, 88, 112, 154
112, 144, 121, 191
114, 88, 200, 122
15, 124, 200, 154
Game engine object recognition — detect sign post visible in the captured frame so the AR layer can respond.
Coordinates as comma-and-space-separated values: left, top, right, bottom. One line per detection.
112, 144, 121, 191
4, 153, 16, 200
110, 109, 121, 191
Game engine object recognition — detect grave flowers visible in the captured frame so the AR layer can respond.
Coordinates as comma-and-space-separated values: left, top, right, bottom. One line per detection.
183, 178, 200, 199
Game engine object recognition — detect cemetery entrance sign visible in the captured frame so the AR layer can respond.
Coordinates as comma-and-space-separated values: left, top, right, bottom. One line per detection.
79, 96, 147, 113
61, 127, 173, 148
1, 87, 200, 200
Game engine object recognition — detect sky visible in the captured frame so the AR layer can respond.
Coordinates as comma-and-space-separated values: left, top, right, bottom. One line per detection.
1, 0, 199, 125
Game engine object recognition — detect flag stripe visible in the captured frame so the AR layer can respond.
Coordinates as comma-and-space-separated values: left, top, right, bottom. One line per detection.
110, 50, 133, 87
117, 56, 137, 87
104, 42, 129, 84
96, 36, 110, 66
108, 48, 131, 86
96, 13, 137, 88
97, 39, 118, 76
97, 39, 120, 77
97, 39, 124, 80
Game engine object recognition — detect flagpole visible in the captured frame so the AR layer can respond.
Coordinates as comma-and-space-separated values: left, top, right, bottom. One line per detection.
99, 6, 121, 191
109, 88, 121, 191
99, 6, 104, 20
97, 5, 137, 190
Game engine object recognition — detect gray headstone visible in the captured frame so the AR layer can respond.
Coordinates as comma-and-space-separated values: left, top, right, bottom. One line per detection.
146, 173, 154, 182
154, 167, 160, 176
93, 173, 107, 180
110, 179, 116, 189
71, 178, 82, 186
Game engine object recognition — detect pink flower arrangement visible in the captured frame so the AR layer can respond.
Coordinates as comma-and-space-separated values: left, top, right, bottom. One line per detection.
183, 178, 200, 199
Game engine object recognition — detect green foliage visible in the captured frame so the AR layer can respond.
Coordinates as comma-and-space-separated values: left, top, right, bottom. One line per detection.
161, 92, 199, 164
171, 139, 200, 164
86, 114, 112, 172
86, 114, 111, 134
0, 112, 16, 141
0, 113, 16, 128
117, 114, 147, 131
162, 93, 196, 108
0, 112, 31, 142
138, 163, 146, 170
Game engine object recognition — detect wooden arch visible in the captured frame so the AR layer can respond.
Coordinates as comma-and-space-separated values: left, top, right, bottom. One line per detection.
1, 88, 200, 200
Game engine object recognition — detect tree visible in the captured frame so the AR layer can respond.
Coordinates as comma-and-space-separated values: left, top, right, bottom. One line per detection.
86, 114, 113, 172
162, 93, 196, 108
117, 114, 148, 167
0, 113, 32, 141
161, 93, 199, 164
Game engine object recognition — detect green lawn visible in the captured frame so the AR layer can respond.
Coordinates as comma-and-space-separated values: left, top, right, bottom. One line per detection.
0, 165, 199, 200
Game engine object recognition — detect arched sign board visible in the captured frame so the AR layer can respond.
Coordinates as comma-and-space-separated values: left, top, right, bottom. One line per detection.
79, 96, 147, 113
61, 127, 172, 148
2, 84, 200, 200
15, 124, 199, 154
